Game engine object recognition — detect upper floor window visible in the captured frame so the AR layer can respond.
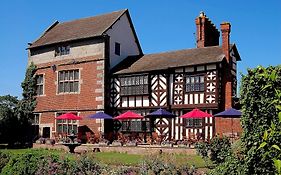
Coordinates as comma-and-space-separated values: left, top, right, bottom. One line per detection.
55, 45, 70, 56
185, 118, 202, 128
186, 75, 204, 92
58, 70, 79, 94
115, 42, 121, 56
36, 74, 44, 96
120, 75, 148, 96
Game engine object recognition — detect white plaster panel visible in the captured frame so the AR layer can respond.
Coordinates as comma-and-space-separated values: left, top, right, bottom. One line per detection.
197, 65, 204, 71
175, 68, 184, 73
136, 97, 142, 107
207, 64, 216, 70
129, 97, 135, 107
169, 75, 174, 105
143, 97, 149, 107
105, 13, 140, 68
194, 94, 199, 104
122, 98, 128, 107
184, 94, 188, 104
185, 67, 194, 72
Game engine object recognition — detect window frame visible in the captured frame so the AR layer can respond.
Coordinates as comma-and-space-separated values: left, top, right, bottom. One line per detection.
185, 118, 203, 128
121, 120, 151, 132
35, 74, 44, 96
55, 45, 70, 57
115, 42, 121, 56
57, 69, 80, 94
185, 74, 205, 93
56, 112, 79, 134
119, 75, 149, 96
31, 113, 40, 125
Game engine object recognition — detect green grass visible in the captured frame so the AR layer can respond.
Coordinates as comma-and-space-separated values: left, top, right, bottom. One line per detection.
0, 148, 207, 168
94, 152, 143, 166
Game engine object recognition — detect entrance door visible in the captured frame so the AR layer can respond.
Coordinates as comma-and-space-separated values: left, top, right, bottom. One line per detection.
42, 127, 50, 138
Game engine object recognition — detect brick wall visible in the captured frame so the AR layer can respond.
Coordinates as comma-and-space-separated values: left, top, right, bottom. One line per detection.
215, 117, 242, 137
34, 54, 106, 137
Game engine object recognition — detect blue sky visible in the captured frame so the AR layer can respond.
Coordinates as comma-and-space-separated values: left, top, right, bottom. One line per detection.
0, 0, 280, 98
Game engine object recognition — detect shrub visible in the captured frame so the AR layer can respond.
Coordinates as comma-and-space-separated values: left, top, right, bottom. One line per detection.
1, 149, 45, 175
0, 151, 11, 172
240, 65, 281, 175
140, 154, 198, 175
209, 136, 232, 164
195, 136, 232, 165
207, 156, 246, 175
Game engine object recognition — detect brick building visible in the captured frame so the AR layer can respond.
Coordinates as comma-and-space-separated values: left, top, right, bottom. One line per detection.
27, 9, 241, 140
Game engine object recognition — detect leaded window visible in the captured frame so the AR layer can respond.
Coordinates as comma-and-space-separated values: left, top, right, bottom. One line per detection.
36, 74, 44, 96
121, 121, 150, 132
55, 45, 70, 56
120, 75, 148, 96
185, 118, 203, 128
186, 75, 204, 92
58, 70, 79, 94
31, 113, 40, 125
56, 113, 78, 134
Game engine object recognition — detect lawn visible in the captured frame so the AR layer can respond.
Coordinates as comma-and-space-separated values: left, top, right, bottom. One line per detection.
1, 148, 207, 168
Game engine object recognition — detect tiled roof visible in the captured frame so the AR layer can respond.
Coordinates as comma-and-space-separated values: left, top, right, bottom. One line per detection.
29, 9, 127, 48
115, 45, 228, 74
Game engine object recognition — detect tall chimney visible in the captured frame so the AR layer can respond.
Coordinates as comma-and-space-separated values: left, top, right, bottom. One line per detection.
221, 22, 231, 63
221, 22, 232, 109
195, 12, 220, 48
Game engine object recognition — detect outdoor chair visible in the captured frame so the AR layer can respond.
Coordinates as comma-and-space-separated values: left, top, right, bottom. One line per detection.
187, 133, 197, 147
86, 132, 95, 144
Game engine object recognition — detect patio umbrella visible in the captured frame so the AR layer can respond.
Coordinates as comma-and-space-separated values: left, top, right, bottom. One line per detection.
114, 111, 144, 120
146, 108, 176, 118
214, 108, 242, 117
56, 112, 82, 120
179, 108, 212, 118
87, 112, 113, 135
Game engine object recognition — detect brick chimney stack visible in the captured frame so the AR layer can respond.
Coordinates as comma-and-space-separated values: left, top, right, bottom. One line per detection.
220, 22, 232, 109
221, 22, 231, 63
195, 12, 220, 48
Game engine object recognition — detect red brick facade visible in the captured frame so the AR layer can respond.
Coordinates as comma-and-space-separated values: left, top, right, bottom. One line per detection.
34, 55, 106, 137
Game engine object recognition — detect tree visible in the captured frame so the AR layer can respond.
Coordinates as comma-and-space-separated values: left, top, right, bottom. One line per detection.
17, 62, 37, 121
0, 95, 19, 145
240, 65, 281, 175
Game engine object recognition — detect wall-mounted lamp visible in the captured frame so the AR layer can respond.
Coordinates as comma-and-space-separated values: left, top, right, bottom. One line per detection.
51, 64, 57, 72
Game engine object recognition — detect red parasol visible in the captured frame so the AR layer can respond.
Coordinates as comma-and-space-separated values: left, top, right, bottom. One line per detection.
179, 108, 213, 118
114, 111, 144, 120
56, 112, 82, 120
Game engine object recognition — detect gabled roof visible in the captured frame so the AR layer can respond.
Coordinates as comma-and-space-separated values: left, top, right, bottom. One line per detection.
114, 45, 239, 74
29, 9, 127, 49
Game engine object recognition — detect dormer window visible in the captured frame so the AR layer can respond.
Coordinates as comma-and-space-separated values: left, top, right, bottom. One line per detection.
115, 42, 121, 56
55, 45, 70, 56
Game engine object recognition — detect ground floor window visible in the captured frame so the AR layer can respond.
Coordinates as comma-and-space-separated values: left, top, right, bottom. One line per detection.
56, 113, 78, 134
121, 120, 151, 132
185, 118, 203, 128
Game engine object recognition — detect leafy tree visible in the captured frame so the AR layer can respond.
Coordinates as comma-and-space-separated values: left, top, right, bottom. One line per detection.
14, 62, 38, 145
240, 65, 281, 175
0, 95, 19, 145
17, 62, 37, 121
